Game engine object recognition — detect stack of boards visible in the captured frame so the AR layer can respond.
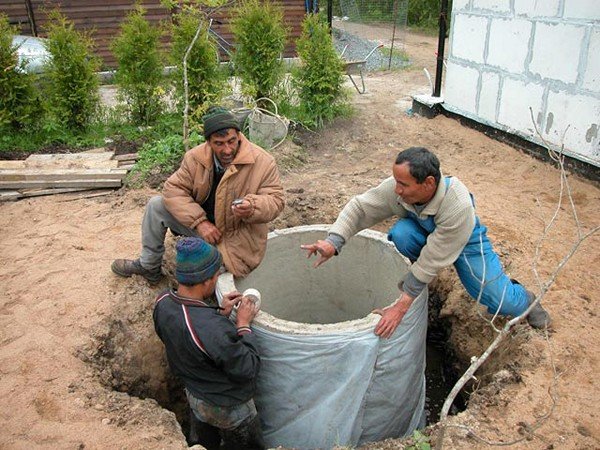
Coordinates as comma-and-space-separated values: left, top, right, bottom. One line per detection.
0, 149, 137, 202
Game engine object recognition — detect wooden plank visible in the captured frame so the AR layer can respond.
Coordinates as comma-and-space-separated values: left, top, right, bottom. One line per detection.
0, 161, 27, 170
0, 191, 23, 202
0, 159, 119, 170
0, 168, 127, 182
20, 187, 100, 198
0, 179, 123, 189
113, 153, 139, 161
26, 152, 114, 162
118, 164, 136, 170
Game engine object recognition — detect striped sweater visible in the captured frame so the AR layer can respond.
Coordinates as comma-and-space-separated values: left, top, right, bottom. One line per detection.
329, 174, 476, 284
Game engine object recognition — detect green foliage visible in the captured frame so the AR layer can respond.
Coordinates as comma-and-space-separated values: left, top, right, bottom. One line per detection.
0, 15, 40, 130
129, 131, 203, 184
408, 0, 452, 31
406, 430, 431, 450
231, 0, 288, 100
330, 0, 451, 31
112, 5, 164, 125
43, 9, 100, 130
294, 14, 346, 128
170, 7, 228, 123
0, 109, 183, 155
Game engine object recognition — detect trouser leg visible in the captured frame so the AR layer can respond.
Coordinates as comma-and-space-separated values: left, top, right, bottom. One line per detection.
139, 196, 198, 270
221, 414, 265, 450
389, 217, 529, 317
453, 225, 529, 317
188, 409, 221, 450
387, 218, 428, 263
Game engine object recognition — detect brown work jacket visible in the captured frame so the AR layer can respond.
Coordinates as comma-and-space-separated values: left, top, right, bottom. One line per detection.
162, 133, 284, 277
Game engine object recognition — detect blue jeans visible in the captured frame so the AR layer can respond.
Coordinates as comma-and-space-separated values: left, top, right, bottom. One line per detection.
388, 214, 529, 317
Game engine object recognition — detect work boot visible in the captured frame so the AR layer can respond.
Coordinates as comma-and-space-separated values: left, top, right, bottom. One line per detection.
526, 291, 552, 329
511, 279, 552, 329
111, 259, 163, 283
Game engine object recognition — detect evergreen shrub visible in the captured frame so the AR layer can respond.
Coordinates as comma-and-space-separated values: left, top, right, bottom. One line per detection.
170, 7, 227, 123
112, 5, 164, 125
294, 14, 346, 128
0, 15, 40, 130
231, 0, 288, 100
43, 10, 100, 130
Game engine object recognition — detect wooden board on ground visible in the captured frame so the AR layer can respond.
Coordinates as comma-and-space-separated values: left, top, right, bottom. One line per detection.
26, 152, 114, 162
0, 168, 127, 182
0, 179, 124, 190
113, 153, 138, 162
0, 151, 133, 198
0, 191, 22, 201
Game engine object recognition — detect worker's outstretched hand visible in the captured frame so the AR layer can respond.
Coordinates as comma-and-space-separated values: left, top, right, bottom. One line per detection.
300, 240, 336, 268
220, 291, 242, 317
236, 296, 260, 328
372, 293, 415, 339
196, 220, 222, 245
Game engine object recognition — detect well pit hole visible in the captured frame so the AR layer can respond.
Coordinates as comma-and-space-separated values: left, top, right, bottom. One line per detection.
425, 284, 468, 423
81, 279, 474, 446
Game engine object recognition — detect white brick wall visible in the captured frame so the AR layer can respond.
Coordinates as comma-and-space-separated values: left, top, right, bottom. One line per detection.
451, 15, 488, 63
497, 78, 544, 133
444, 62, 480, 114
582, 28, 600, 93
545, 91, 600, 159
473, 0, 511, 13
442, 0, 600, 166
452, 0, 471, 11
564, 0, 600, 21
487, 18, 532, 72
530, 22, 586, 83
514, 0, 560, 17
478, 71, 501, 121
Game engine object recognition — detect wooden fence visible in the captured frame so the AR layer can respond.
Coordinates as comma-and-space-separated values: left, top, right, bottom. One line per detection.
1, 0, 305, 68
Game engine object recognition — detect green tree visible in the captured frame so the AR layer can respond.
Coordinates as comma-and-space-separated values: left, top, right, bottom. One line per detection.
0, 15, 40, 130
169, 7, 227, 123
43, 9, 99, 130
231, 0, 288, 100
112, 5, 164, 125
294, 14, 346, 128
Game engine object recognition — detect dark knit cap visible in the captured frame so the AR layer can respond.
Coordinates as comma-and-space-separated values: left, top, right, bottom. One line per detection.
175, 237, 222, 285
202, 106, 240, 139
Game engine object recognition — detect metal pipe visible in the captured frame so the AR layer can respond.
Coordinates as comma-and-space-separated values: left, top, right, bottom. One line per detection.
433, 0, 448, 97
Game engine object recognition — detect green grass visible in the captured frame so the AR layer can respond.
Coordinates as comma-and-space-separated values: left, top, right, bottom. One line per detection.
0, 110, 184, 156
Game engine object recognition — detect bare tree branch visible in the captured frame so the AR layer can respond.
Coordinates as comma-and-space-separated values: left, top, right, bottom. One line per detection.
434, 111, 599, 449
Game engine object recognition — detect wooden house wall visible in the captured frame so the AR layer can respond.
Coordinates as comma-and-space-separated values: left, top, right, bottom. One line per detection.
1, 0, 305, 69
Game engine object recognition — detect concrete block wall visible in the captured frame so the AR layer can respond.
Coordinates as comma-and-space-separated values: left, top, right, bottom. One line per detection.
443, 0, 600, 166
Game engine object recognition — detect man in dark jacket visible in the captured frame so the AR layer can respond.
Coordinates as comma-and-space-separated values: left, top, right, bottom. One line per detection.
153, 237, 263, 450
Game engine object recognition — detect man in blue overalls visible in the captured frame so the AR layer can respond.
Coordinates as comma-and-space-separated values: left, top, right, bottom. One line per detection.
302, 147, 551, 337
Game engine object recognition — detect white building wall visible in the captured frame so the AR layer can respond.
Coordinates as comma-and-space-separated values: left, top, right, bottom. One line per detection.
444, 0, 600, 167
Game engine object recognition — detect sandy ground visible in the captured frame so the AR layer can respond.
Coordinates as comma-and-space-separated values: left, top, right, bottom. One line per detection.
1, 27, 599, 449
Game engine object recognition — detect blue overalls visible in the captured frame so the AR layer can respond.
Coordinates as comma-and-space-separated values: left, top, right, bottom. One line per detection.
387, 177, 529, 317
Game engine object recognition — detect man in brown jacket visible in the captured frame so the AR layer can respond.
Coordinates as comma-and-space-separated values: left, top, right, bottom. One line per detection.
112, 106, 285, 282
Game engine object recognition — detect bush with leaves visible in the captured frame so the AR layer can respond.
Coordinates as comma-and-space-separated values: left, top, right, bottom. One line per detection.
170, 7, 227, 123
112, 5, 164, 125
43, 10, 99, 130
294, 14, 346, 128
129, 131, 202, 186
0, 15, 40, 130
231, 0, 288, 100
